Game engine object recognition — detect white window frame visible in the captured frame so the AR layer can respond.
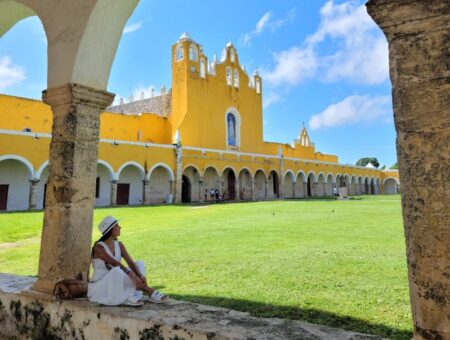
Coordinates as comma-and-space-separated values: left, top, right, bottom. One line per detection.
224, 107, 241, 149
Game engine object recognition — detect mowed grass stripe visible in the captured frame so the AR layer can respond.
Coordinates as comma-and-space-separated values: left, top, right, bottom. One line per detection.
0, 196, 411, 339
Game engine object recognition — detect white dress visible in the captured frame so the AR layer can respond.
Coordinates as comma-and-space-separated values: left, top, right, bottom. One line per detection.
87, 241, 144, 305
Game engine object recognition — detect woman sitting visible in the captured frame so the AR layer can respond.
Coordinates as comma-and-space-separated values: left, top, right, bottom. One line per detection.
87, 215, 167, 306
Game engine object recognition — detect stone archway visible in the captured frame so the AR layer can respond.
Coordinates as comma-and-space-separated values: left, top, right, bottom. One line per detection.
254, 170, 266, 201
296, 172, 307, 198
146, 165, 172, 204
181, 175, 191, 203
316, 173, 326, 197
325, 174, 334, 196
182, 166, 201, 202
203, 167, 220, 202
0, 158, 33, 211
222, 168, 237, 201
117, 164, 144, 205
238, 168, 252, 201
95, 162, 113, 207
267, 170, 280, 199
383, 178, 398, 195
283, 171, 295, 199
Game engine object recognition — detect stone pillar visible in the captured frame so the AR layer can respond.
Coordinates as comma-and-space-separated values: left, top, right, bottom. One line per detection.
264, 180, 268, 200
199, 178, 204, 203
234, 178, 240, 201
367, 1, 450, 338
28, 179, 40, 210
174, 143, 183, 203
279, 156, 284, 199
169, 180, 174, 202
143, 180, 150, 205
292, 181, 296, 198
110, 180, 118, 206
250, 179, 255, 201
312, 182, 319, 197
30, 83, 114, 295
303, 183, 308, 197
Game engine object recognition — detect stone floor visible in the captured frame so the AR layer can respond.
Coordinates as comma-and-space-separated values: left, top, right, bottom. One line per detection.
0, 273, 384, 339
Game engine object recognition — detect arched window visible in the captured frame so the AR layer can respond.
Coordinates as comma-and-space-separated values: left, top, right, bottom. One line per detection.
176, 44, 184, 61
230, 49, 235, 63
226, 67, 232, 86
227, 113, 237, 146
200, 58, 206, 78
189, 44, 198, 62
256, 79, 261, 94
233, 69, 239, 88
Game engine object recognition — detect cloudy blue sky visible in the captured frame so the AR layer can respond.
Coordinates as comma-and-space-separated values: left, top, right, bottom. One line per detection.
0, 0, 397, 167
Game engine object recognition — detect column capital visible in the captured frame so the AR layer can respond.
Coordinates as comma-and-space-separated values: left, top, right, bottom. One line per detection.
29, 179, 40, 184
111, 179, 118, 184
43, 83, 114, 110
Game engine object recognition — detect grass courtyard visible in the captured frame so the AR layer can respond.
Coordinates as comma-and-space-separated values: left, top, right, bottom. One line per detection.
0, 195, 411, 339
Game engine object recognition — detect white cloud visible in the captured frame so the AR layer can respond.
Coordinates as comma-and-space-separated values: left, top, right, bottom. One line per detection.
309, 95, 392, 130
240, 8, 296, 47
263, 92, 282, 108
263, 46, 317, 87
264, 0, 388, 88
0, 56, 26, 90
123, 22, 142, 34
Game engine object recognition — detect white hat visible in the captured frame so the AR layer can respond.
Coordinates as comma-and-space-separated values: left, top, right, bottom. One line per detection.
98, 215, 119, 235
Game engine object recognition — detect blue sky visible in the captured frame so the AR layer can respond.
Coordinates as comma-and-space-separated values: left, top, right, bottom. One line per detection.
0, 0, 397, 167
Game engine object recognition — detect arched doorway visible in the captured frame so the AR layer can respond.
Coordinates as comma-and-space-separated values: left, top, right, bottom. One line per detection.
238, 169, 252, 200
203, 167, 220, 202
267, 170, 279, 199
117, 163, 145, 205
283, 172, 295, 199
182, 166, 201, 202
296, 172, 307, 198
222, 168, 236, 201
0, 158, 33, 211
95, 162, 113, 207
254, 170, 266, 200
181, 175, 191, 203
147, 165, 172, 204
307, 172, 316, 197
384, 178, 399, 194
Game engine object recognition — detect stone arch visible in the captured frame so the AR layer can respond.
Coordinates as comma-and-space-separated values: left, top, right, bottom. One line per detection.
203, 166, 220, 201
0, 154, 34, 180
117, 161, 145, 181
357, 176, 364, 195
146, 164, 173, 204
283, 170, 296, 199
267, 170, 280, 199
383, 178, 399, 194
35, 160, 49, 181
316, 172, 326, 196
117, 162, 144, 205
325, 173, 335, 196
238, 168, 252, 200
254, 169, 266, 201
350, 175, 358, 196
0, 156, 34, 210
146, 162, 174, 182
370, 177, 376, 195
307, 171, 316, 197
182, 165, 201, 202
295, 171, 307, 198
222, 167, 237, 201
364, 176, 370, 195
95, 161, 114, 207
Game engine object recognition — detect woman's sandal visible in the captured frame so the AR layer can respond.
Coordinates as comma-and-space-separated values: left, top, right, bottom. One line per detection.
147, 290, 167, 304
123, 298, 144, 306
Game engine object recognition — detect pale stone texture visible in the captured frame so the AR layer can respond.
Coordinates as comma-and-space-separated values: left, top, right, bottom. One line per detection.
107, 91, 172, 116
367, 1, 450, 339
0, 274, 382, 340
31, 83, 114, 295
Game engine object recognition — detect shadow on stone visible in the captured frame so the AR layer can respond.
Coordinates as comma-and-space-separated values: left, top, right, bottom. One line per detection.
169, 293, 412, 340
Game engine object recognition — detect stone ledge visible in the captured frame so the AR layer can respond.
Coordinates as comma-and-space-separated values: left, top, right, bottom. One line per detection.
0, 273, 382, 340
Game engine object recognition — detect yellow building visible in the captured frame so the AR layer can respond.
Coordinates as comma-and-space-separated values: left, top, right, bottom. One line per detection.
0, 33, 399, 211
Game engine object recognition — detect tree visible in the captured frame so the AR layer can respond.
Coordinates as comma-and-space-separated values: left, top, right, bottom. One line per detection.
356, 157, 380, 168
380, 165, 386, 170
390, 162, 398, 169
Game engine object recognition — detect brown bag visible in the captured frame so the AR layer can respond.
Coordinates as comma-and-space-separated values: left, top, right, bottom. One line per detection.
54, 279, 88, 300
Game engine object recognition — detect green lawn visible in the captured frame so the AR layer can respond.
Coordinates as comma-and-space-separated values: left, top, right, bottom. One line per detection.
0, 195, 412, 339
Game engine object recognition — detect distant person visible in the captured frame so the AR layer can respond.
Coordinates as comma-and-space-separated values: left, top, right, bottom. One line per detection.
88, 216, 167, 306
204, 189, 208, 201
214, 188, 220, 202
210, 188, 215, 200
333, 186, 338, 199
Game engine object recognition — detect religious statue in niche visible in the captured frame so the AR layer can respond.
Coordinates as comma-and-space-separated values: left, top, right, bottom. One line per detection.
227, 113, 236, 146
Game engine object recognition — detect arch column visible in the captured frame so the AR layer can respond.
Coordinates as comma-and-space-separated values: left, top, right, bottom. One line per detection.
292, 181, 296, 198
174, 144, 183, 203
234, 177, 240, 202
28, 179, 40, 210
199, 177, 204, 203
250, 179, 255, 201
367, 1, 450, 338
110, 180, 118, 206
31, 83, 114, 295
264, 180, 268, 200
312, 182, 318, 197
143, 179, 150, 205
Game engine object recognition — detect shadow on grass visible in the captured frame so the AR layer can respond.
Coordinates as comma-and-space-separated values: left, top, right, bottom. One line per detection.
169, 293, 412, 340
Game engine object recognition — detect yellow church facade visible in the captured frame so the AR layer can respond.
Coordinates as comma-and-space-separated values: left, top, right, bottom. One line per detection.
0, 33, 399, 211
